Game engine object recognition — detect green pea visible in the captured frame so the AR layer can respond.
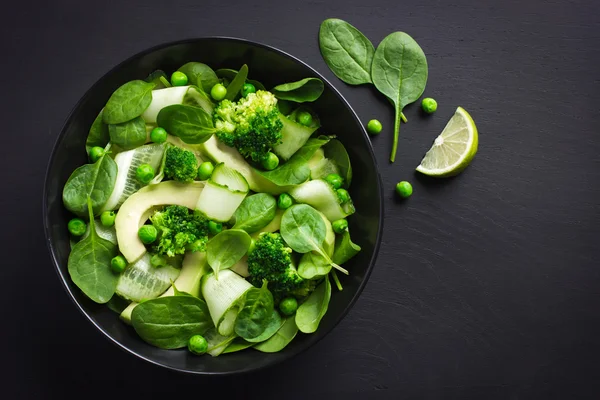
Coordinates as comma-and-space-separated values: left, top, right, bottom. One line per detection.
100, 211, 116, 227
279, 297, 298, 316
136, 164, 155, 184
197, 161, 214, 180
277, 193, 293, 210
366, 119, 383, 135
170, 71, 188, 86
296, 111, 313, 127
395, 181, 413, 198
241, 83, 256, 97
110, 255, 127, 273
150, 254, 166, 268
210, 83, 227, 101
89, 146, 105, 163
68, 218, 87, 237
336, 188, 350, 204
421, 98, 437, 114
325, 174, 344, 189
261, 152, 279, 171
138, 225, 158, 244
188, 334, 208, 355
332, 219, 348, 234
150, 127, 167, 143
208, 220, 223, 235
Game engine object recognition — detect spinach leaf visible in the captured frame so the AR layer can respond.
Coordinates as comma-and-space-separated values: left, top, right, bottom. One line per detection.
225, 64, 248, 100
144, 70, 171, 89
156, 104, 216, 144
178, 62, 219, 93
245, 309, 284, 343
206, 229, 252, 277
271, 78, 324, 103
103, 80, 155, 124
323, 139, 352, 187
86, 110, 109, 154
295, 276, 331, 333
62, 154, 117, 216
222, 338, 254, 354
298, 251, 331, 280
332, 229, 361, 265
216, 68, 265, 90
232, 193, 277, 233
255, 137, 329, 187
372, 32, 428, 162
254, 317, 298, 353
234, 280, 275, 340
131, 295, 213, 349
106, 295, 131, 314
108, 116, 147, 150
319, 18, 375, 85
68, 198, 118, 304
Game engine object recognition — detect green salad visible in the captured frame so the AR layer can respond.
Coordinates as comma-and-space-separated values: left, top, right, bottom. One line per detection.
63, 62, 362, 356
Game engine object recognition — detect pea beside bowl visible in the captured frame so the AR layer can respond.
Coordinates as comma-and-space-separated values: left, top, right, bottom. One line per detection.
43, 38, 384, 375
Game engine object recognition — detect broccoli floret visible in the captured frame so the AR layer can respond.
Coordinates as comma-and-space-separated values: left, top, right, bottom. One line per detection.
164, 146, 198, 182
150, 205, 209, 257
247, 232, 312, 298
213, 90, 283, 163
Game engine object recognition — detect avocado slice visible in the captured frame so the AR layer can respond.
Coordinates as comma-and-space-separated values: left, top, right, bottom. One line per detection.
115, 181, 205, 263
120, 251, 209, 324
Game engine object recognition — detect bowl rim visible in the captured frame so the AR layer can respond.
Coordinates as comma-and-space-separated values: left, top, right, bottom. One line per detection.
43, 36, 384, 375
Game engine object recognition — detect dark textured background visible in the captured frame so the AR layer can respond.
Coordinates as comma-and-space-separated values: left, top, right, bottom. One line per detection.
2, 0, 599, 398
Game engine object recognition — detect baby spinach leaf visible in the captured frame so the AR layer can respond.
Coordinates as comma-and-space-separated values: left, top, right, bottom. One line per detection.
232, 193, 277, 233
281, 204, 328, 254
323, 139, 352, 187
225, 64, 248, 100
106, 295, 131, 314
68, 198, 118, 304
222, 338, 254, 354
206, 229, 252, 277
271, 78, 324, 103
103, 80, 155, 124
295, 276, 331, 333
178, 62, 219, 93
108, 116, 147, 150
319, 18, 375, 85
372, 32, 428, 162
254, 317, 298, 353
86, 110, 109, 154
62, 154, 117, 217
332, 229, 361, 265
156, 104, 216, 144
298, 251, 331, 280
131, 295, 213, 349
216, 68, 265, 91
144, 70, 171, 89
245, 310, 284, 343
234, 281, 275, 341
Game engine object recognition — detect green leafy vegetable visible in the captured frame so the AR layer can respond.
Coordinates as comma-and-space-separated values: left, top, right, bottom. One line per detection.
298, 251, 331, 279
86, 110, 109, 154
216, 68, 265, 90
295, 276, 331, 333
108, 116, 147, 150
232, 193, 277, 233
254, 317, 298, 353
106, 295, 131, 314
131, 295, 213, 349
156, 104, 216, 144
234, 280, 275, 340
371, 32, 428, 162
224, 64, 248, 100
222, 338, 254, 354
271, 78, 324, 103
68, 198, 118, 303
103, 80, 155, 124
177, 62, 219, 93
206, 229, 252, 276
332, 229, 361, 265
62, 153, 117, 217
245, 310, 284, 343
323, 139, 352, 187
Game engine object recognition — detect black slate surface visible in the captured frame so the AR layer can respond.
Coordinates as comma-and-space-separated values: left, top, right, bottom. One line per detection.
2, 0, 599, 398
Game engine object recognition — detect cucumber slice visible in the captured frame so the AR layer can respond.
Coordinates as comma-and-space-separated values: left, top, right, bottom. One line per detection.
201, 270, 252, 336
101, 143, 166, 212
195, 163, 249, 222
272, 113, 320, 161
288, 179, 355, 222
142, 86, 214, 123
116, 253, 181, 302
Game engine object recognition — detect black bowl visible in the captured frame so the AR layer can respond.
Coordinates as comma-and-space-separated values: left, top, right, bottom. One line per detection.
43, 37, 383, 374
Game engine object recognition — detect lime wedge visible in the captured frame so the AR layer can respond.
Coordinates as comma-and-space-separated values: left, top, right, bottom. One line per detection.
416, 107, 478, 177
